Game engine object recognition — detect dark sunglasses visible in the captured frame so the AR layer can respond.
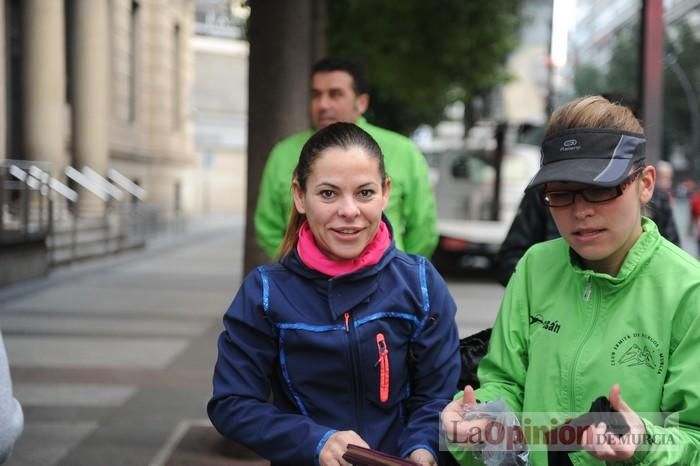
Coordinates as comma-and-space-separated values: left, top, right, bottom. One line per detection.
542, 167, 645, 208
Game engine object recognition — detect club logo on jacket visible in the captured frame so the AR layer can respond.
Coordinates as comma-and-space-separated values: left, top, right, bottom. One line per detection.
529, 314, 561, 334
610, 333, 665, 375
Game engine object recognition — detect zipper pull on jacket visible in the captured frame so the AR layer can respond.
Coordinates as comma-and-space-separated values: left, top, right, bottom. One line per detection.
375, 333, 390, 403
583, 276, 592, 302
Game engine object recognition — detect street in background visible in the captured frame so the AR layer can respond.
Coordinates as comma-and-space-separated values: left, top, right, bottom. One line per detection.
425, 123, 541, 275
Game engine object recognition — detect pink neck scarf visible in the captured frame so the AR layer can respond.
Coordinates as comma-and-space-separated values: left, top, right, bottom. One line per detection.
296, 221, 391, 277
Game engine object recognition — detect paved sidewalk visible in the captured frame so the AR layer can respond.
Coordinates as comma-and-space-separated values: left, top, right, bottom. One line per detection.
1, 215, 267, 466
0, 215, 504, 465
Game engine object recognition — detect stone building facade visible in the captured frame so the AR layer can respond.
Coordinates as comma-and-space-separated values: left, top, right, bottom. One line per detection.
191, 0, 248, 214
1, 0, 196, 217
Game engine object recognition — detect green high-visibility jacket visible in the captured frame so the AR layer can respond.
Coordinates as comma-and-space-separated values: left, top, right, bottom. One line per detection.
254, 117, 438, 259
451, 218, 700, 465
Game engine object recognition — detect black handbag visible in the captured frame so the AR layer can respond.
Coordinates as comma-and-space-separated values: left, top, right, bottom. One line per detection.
457, 328, 492, 390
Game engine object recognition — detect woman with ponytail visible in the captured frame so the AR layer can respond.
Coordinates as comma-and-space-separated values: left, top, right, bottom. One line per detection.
208, 122, 460, 466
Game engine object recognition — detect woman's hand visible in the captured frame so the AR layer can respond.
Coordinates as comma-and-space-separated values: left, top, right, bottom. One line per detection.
407, 448, 436, 465
440, 385, 491, 446
318, 430, 369, 466
580, 384, 646, 461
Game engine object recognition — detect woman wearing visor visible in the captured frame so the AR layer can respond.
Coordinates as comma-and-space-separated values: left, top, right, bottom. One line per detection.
443, 96, 700, 465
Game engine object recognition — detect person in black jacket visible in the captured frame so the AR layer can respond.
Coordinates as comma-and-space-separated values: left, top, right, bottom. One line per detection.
494, 179, 680, 287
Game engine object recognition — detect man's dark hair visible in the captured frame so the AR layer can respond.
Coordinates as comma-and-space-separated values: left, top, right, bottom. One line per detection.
312, 57, 369, 96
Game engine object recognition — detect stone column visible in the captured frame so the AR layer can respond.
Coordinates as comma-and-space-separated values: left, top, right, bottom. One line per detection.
22, 0, 67, 177
70, 0, 110, 215
71, 0, 109, 175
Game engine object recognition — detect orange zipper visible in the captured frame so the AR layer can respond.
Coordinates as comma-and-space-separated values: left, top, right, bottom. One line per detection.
375, 333, 390, 403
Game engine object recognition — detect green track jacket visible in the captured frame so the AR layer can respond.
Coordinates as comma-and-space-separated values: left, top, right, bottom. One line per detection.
254, 118, 438, 259
451, 218, 700, 465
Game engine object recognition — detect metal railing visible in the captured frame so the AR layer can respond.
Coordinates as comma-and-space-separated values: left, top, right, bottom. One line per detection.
0, 160, 54, 246
1, 160, 173, 267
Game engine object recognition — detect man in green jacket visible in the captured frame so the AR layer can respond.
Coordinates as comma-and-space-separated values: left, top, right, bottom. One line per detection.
254, 57, 438, 259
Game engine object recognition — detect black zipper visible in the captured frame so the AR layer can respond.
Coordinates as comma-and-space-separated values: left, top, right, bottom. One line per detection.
344, 312, 365, 430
